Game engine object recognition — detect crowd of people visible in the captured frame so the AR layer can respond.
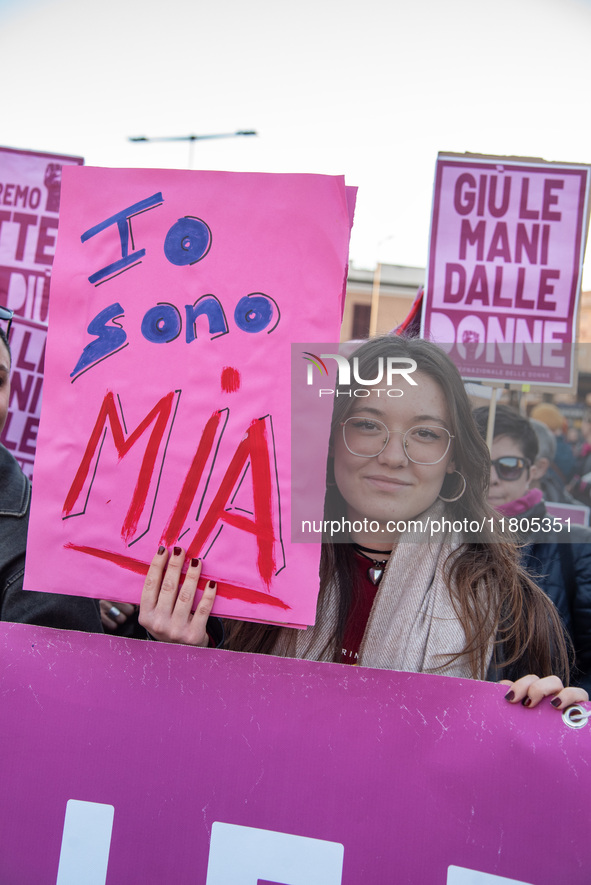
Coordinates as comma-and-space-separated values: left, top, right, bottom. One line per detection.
0, 316, 589, 710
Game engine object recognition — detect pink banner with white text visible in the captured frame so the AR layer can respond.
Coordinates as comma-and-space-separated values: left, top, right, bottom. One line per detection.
0, 623, 589, 884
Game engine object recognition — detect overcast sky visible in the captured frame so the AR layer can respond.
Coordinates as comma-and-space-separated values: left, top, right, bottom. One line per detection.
1, 0, 591, 282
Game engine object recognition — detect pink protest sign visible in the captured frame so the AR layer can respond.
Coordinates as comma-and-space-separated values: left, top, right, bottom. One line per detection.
1, 623, 590, 884
545, 500, 590, 526
0, 145, 83, 478
24, 167, 354, 627
422, 153, 591, 386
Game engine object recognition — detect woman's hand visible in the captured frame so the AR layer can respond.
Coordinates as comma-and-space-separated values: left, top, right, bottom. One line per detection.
138, 546, 217, 646
100, 600, 137, 631
501, 674, 589, 710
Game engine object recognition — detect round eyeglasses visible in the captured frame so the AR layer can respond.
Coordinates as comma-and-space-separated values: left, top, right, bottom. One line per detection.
0, 306, 13, 340
490, 456, 530, 481
341, 417, 454, 464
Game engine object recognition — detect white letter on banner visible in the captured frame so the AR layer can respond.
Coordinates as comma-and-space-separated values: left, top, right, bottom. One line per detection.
320, 354, 350, 385
206, 822, 344, 885
55, 800, 114, 885
447, 865, 533, 885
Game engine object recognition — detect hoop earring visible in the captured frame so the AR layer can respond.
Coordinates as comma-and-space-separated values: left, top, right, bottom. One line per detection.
438, 471, 466, 503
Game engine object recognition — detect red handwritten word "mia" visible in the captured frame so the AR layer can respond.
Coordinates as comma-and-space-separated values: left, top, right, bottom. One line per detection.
62, 391, 281, 590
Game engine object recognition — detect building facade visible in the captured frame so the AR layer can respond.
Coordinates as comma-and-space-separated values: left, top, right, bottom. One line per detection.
342, 263, 424, 341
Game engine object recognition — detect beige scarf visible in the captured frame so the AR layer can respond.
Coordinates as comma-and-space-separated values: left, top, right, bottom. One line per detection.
273, 501, 496, 679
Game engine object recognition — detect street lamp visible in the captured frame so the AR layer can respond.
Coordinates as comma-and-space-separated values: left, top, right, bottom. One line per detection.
128, 131, 257, 168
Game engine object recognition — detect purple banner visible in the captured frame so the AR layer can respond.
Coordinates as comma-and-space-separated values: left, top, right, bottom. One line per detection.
423, 154, 590, 387
0, 622, 589, 884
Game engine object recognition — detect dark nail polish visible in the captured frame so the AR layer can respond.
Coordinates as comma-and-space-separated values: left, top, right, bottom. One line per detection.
207, 580, 217, 590
173, 546, 182, 556
551, 697, 561, 708
522, 697, 532, 707
190, 558, 200, 568
504, 690, 515, 701
157, 546, 166, 555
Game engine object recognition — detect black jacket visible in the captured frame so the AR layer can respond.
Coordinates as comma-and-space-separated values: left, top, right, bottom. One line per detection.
0, 444, 103, 632
517, 499, 591, 693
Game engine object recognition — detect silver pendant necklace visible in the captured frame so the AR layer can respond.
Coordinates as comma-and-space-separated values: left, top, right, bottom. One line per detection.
351, 543, 393, 585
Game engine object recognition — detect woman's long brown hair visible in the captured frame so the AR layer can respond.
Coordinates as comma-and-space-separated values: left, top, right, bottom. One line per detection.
226, 336, 571, 682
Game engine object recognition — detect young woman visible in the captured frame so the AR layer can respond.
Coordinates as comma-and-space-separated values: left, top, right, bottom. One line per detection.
139, 336, 588, 711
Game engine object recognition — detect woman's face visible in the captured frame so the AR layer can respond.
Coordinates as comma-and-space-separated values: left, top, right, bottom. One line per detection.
487, 435, 531, 508
332, 371, 456, 530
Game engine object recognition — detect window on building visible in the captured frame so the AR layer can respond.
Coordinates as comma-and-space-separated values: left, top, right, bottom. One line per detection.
351, 304, 371, 340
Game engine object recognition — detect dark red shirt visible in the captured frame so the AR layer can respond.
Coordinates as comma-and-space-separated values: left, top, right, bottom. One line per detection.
340, 552, 381, 665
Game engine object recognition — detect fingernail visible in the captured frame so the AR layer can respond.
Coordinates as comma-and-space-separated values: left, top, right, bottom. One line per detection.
190, 558, 200, 568
504, 690, 515, 701
551, 697, 561, 708
173, 546, 182, 556
157, 546, 166, 555
207, 580, 217, 590
522, 697, 532, 707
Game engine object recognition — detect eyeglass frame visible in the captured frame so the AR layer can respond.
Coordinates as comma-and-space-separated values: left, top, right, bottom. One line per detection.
0, 306, 13, 341
340, 417, 455, 465
490, 456, 531, 481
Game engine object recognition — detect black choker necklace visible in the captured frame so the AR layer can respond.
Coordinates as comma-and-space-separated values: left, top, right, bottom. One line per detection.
352, 542, 394, 556
351, 542, 393, 585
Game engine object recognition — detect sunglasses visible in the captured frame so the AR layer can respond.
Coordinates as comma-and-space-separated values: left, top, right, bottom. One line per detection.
491, 456, 530, 481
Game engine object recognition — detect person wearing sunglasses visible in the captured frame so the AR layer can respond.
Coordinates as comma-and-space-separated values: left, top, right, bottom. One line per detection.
0, 316, 103, 633
473, 404, 591, 693
139, 337, 589, 714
